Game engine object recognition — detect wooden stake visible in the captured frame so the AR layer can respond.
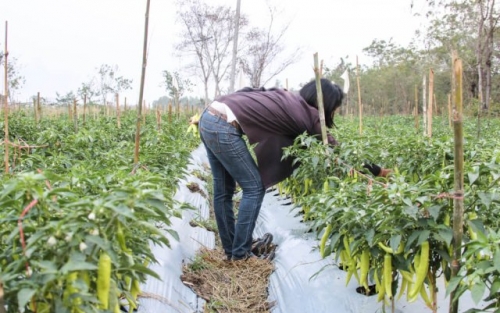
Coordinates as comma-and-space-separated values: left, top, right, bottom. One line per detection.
168, 101, 172, 123
356, 55, 363, 135
73, 99, 78, 132
3, 21, 9, 174
33, 98, 38, 124
37, 92, 41, 121
428, 68, 434, 137
83, 94, 87, 125
116, 93, 121, 129
448, 93, 452, 128
414, 85, 420, 131
142, 100, 146, 125
313, 53, 328, 145
423, 75, 427, 136
449, 51, 464, 313
414, 105, 419, 130
156, 105, 161, 131
434, 94, 438, 115
134, 0, 150, 164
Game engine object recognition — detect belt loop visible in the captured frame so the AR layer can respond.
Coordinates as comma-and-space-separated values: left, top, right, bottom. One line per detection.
207, 106, 241, 132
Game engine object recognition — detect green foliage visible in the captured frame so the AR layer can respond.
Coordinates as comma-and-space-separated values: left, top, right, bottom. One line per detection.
0, 109, 200, 312
281, 115, 500, 310
188, 253, 212, 273
96, 64, 133, 105
162, 70, 194, 102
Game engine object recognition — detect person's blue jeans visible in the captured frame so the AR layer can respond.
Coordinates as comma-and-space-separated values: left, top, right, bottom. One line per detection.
198, 109, 265, 260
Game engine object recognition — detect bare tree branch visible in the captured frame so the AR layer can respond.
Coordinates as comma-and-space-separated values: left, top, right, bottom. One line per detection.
239, 3, 302, 88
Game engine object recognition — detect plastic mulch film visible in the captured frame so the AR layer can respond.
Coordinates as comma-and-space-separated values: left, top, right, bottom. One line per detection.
139, 144, 482, 313
137, 145, 214, 313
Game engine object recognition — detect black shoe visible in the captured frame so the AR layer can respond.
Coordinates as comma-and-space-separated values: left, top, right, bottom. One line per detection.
262, 233, 273, 252
259, 244, 277, 261
251, 238, 266, 256
251, 233, 274, 256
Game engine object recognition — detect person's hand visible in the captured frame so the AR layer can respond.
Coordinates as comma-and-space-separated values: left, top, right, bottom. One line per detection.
189, 113, 200, 126
186, 113, 201, 137
377, 168, 392, 178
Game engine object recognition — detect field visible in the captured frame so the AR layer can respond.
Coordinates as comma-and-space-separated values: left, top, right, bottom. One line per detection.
1, 107, 500, 313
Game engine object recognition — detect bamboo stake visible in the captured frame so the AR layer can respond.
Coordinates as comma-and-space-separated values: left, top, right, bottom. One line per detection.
448, 94, 452, 128
168, 101, 172, 123
156, 105, 161, 131
423, 75, 427, 136
33, 98, 38, 124
73, 99, 78, 133
134, 0, 150, 164
428, 69, 434, 137
124, 97, 127, 111
434, 94, 437, 115
414, 85, 419, 130
142, 100, 146, 125
356, 56, 363, 135
83, 94, 87, 125
414, 105, 419, 130
116, 93, 121, 128
313, 53, 327, 145
3, 21, 9, 174
37, 92, 41, 121
449, 51, 464, 313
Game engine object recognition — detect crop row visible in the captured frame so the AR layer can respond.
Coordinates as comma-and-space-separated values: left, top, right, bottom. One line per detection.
280, 116, 500, 312
0, 110, 199, 313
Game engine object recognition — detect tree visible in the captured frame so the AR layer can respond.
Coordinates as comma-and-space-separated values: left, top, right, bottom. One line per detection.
475, 0, 499, 110
77, 79, 99, 104
366, 39, 429, 114
55, 91, 76, 107
240, 4, 301, 88
0, 49, 25, 103
228, 0, 242, 93
96, 64, 132, 105
162, 70, 194, 109
175, 0, 247, 103
415, 0, 499, 110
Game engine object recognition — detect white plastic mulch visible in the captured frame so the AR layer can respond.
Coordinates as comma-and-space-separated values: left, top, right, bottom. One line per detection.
138, 144, 480, 313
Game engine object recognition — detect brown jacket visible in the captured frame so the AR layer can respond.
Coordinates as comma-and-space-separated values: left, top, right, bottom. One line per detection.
217, 89, 337, 189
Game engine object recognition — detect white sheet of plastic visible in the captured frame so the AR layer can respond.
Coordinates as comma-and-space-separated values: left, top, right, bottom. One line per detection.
138, 145, 214, 313
138, 144, 481, 313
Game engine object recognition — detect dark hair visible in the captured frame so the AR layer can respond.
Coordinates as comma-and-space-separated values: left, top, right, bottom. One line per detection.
299, 78, 343, 128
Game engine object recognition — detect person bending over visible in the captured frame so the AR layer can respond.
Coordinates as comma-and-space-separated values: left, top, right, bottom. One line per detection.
196, 78, 390, 261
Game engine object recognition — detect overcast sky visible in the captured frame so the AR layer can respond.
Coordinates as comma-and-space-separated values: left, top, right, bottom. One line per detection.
1, 0, 428, 104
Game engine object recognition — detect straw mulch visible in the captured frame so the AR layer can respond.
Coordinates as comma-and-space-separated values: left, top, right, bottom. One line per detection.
181, 248, 275, 313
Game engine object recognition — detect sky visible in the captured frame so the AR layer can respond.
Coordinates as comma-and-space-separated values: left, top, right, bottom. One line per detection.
0, 0, 428, 104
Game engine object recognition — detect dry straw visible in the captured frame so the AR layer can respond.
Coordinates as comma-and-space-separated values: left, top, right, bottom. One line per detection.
181, 248, 275, 313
